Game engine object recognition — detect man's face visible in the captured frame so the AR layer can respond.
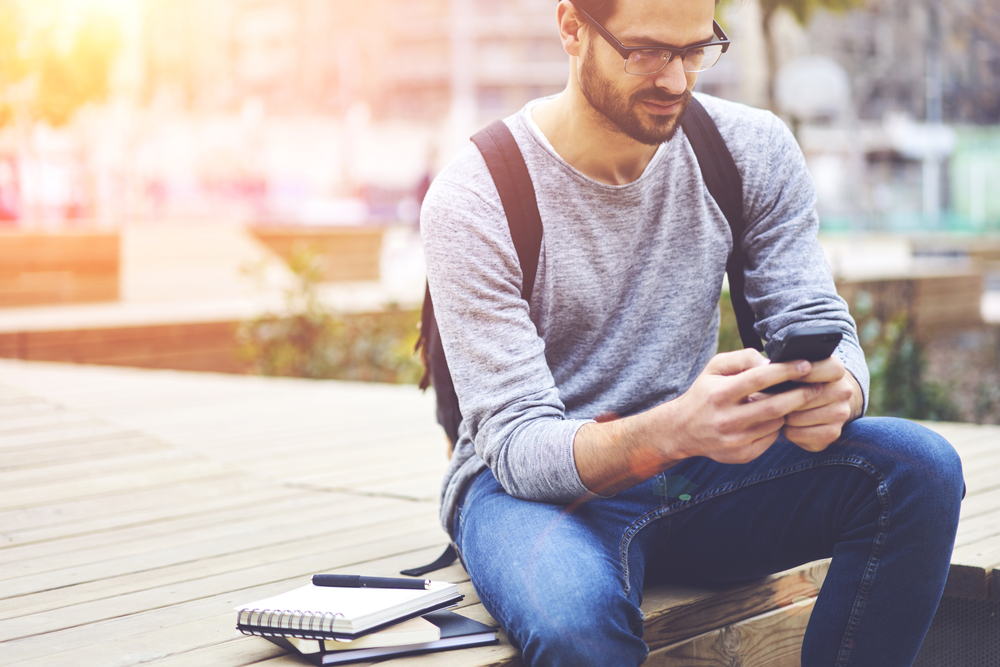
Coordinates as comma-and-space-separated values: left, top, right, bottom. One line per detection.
576, 0, 716, 146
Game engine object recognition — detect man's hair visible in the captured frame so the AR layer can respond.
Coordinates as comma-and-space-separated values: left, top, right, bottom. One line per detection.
568, 0, 721, 25
570, 0, 615, 24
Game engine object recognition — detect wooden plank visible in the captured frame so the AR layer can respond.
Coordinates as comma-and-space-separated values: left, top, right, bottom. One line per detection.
0, 232, 120, 306
146, 430, 447, 474
959, 460, 1000, 498
944, 533, 1000, 600
0, 398, 55, 415
0, 483, 301, 549
958, 487, 1000, 523
0, 422, 142, 450
250, 226, 383, 282
0, 460, 237, 511
0, 448, 213, 489
0, 274, 118, 306
951, 533, 1000, 574
836, 273, 985, 339
641, 560, 828, 651
0, 495, 426, 591
645, 596, 816, 667
5, 322, 247, 374
0, 233, 118, 270
0, 433, 166, 469
0, 409, 95, 433
954, 509, 1000, 549
949, 439, 1000, 466
943, 563, 993, 601
0, 474, 302, 536
0, 489, 377, 567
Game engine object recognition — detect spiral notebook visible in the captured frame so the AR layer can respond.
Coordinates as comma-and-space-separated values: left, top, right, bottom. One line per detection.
235, 580, 463, 640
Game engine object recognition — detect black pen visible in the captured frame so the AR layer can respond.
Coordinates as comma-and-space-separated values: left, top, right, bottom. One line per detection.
312, 574, 431, 590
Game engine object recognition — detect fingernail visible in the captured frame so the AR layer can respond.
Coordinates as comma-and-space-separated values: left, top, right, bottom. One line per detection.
797, 361, 811, 373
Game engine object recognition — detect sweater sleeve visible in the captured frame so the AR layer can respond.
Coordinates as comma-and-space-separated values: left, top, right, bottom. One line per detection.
421, 147, 596, 504
730, 110, 870, 414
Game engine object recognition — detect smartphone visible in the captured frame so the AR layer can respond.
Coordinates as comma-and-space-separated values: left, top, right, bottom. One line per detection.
761, 325, 843, 394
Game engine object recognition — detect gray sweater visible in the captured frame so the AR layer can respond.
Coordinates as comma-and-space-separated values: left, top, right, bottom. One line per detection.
421, 93, 868, 536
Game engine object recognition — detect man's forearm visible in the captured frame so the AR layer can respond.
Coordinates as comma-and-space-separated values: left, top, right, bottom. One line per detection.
573, 410, 682, 496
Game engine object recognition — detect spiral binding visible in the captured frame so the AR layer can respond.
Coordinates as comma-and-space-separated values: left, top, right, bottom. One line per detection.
237, 607, 344, 639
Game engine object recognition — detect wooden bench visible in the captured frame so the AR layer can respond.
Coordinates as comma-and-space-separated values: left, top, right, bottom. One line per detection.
0, 320, 248, 373
250, 226, 384, 283
0, 232, 120, 306
0, 361, 996, 667
836, 271, 986, 340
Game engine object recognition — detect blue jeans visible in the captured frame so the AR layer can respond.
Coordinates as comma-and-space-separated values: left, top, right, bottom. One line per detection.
453, 417, 964, 667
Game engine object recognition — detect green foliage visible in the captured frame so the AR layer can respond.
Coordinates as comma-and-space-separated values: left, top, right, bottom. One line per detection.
717, 292, 743, 353
862, 314, 960, 421
237, 247, 423, 384
757, 0, 864, 26
850, 292, 960, 421
718, 0, 864, 25
35, 12, 120, 126
0, 1, 121, 128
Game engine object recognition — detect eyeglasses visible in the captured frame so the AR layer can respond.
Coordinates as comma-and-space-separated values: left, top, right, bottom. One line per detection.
576, 5, 730, 76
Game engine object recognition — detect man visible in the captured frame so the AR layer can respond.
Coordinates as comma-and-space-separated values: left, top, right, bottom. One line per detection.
420, 0, 964, 664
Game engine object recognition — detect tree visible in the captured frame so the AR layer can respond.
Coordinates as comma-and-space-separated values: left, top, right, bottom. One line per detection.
0, 0, 121, 129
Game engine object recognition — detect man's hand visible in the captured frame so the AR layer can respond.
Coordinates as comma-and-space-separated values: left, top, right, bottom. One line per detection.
574, 349, 822, 495
779, 356, 863, 452
668, 348, 823, 464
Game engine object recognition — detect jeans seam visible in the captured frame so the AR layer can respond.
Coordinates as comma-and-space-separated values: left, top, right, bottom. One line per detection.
621, 507, 674, 595
619, 473, 672, 595
835, 478, 891, 667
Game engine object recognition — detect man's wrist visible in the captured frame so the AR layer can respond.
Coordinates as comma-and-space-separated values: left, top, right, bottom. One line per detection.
573, 407, 681, 496
846, 372, 864, 421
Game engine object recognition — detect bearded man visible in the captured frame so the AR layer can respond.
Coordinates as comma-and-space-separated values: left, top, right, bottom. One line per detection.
420, 1, 964, 664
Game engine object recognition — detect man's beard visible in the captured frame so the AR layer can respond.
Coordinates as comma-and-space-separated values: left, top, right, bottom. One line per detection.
579, 49, 692, 146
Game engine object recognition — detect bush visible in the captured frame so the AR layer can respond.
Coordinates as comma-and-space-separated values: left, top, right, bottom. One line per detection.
861, 310, 960, 421
237, 247, 423, 384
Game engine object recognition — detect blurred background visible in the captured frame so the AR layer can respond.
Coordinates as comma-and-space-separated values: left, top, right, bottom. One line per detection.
0, 0, 999, 422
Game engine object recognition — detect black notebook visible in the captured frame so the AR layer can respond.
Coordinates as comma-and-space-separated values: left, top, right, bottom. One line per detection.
236, 581, 463, 640
265, 610, 498, 665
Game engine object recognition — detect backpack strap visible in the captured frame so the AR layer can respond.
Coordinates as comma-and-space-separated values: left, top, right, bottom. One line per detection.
400, 544, 457, 578
680, 97, 763, 352
470, 120, 544, 302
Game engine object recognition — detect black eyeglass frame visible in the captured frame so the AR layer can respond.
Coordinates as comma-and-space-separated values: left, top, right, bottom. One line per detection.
575, 5, 730, 75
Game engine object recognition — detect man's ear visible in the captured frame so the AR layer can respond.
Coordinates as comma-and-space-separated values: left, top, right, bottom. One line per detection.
557, 0, 586, 58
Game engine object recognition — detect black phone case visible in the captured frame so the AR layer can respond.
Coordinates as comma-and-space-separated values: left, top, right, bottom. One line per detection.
763, 326, 843, 393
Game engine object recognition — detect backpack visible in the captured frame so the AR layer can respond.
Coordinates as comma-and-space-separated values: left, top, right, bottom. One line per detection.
402, 97, 762, 577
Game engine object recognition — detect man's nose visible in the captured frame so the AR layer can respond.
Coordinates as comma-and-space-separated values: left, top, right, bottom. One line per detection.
652, 55, 688, 96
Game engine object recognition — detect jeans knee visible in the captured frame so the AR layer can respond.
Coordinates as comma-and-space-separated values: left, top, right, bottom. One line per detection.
514, 602, 649, 667
850, 417, 965, 519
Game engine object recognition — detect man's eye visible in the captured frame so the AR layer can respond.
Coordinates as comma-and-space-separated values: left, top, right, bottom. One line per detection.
628, 49, 668, 66
683, 47, 708, 68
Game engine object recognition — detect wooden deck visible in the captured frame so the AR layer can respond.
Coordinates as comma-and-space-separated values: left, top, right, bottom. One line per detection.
1, 359, 998, 666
